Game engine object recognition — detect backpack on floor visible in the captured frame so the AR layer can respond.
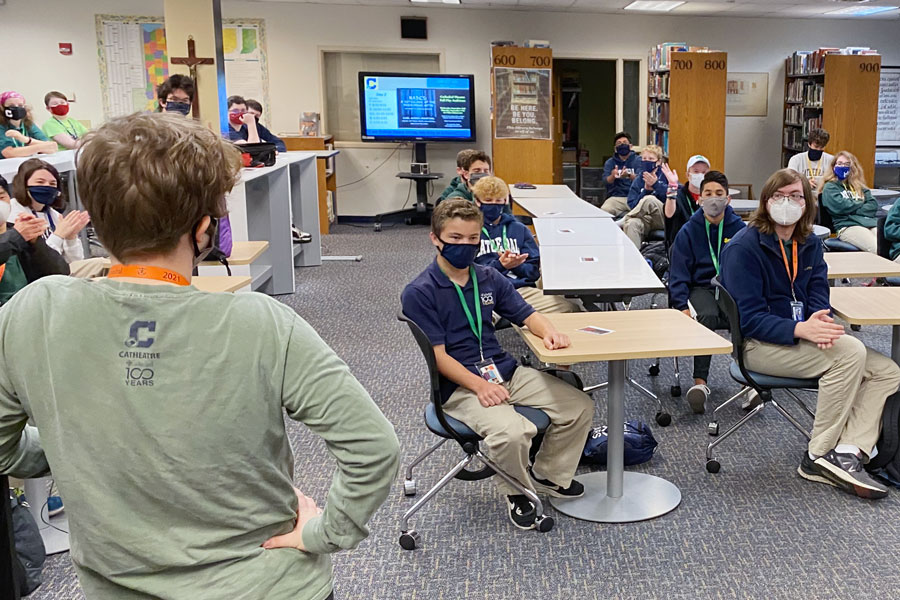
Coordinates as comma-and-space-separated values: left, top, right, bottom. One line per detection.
640, 241, 669, 279
9, 490, 46, 595
866, 392, 900, 486
581, 420, 658, 466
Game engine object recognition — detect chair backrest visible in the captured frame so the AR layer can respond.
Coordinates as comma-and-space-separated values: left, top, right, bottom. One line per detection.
877, 215, 890, 260
712, 277, 764, 391
816, 193, 835, 232
397, 311, 468, 446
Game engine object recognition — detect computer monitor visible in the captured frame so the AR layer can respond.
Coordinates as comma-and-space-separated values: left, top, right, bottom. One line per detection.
358, 72, 476, 143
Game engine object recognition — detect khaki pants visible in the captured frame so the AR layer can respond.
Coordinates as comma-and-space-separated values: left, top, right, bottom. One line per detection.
621, 196, 665, 248
69, 257, 110, 279
517, 285, 582, 314
600, 196, 630, 217
837, 226, 877, 253
743, 335, 900, 456
443, 367, 594, 496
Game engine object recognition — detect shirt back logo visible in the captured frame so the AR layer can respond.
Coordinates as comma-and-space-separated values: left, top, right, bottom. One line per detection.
126, 321, 156, 348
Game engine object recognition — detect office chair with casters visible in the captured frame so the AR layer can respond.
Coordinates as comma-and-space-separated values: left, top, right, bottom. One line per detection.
876, 216, 900, 286
398, 313, 577, 550
705, 279, 819, 473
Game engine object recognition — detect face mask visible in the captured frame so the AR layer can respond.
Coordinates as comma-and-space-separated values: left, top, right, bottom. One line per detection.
49, 104, 69, 117
641, 160, 657, 173
3, 106, 27, 121
701, 197, 727, 219
437, 238, 480, 269
768, 198, 804, 226
191, 218, 219, 267
467, 172, 489, 188
807, 149, 823, 161
480, 204, 504, 223
616, 144, 631, 157
834, 166, 850, 181
689, 173, 705, 189
229, 111, 244, 125
0, 201, 10, 224
165, 101, 192, 116
28, 185, 59, 206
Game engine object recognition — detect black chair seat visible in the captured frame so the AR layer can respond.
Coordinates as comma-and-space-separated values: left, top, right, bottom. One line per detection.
647, 229, 666, 242
823, 239, 861, 253
425, 404, 551, 440
886, 277, 900, 286
729, 362, 819, 390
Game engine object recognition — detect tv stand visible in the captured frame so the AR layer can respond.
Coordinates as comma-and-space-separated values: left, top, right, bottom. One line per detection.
374, 142, 443, 232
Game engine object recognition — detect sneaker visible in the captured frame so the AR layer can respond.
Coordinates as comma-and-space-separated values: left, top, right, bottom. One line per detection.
291, 226, 312, 244
686, 384, 710, 414
47, 495, 64, 517
506, 494, 537, 530
798, 450, 888, 499
529, 467, 585, 498
741, 390, 762, 411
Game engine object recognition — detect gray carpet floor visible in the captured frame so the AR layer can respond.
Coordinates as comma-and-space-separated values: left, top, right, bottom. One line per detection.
33, 223, 900, 599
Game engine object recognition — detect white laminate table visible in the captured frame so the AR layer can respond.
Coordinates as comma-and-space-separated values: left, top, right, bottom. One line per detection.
730, 199, 757, 214
533, 217, 626, 247
513, 195, 613, 219
871, 188, 900, 200
539, 244, 665, 298
509, 184, 580, 199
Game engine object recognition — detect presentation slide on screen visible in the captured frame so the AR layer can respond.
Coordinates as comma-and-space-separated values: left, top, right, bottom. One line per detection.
362, 76, 472, 139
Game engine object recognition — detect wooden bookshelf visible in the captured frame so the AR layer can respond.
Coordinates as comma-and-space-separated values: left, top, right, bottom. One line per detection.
781, 52, 881, 186
647, 50, 727, 175
284, 135, 336, 235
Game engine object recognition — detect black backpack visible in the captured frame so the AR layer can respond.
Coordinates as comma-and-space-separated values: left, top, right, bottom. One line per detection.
867, 393, 900, 486
640, 241, 669, 279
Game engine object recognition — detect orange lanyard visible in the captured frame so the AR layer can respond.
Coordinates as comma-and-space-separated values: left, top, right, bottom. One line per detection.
108, 264, 190, 286
778, 239, 798, 301
0, 264, 5, 281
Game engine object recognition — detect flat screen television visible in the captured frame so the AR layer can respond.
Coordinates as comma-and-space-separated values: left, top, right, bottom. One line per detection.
358, 72, 476, 143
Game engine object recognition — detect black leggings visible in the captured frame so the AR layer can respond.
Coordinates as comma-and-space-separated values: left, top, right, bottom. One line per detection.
689, 287, 729, 381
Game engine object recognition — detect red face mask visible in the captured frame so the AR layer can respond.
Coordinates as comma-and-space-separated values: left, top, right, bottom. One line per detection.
229, 111, 244, 125
49, 104, 69, 117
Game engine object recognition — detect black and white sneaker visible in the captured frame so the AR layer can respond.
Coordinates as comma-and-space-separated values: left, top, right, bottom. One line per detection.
741, 389, 762, 411
798, 450, 888, 499
529, 467, 585, 498
506, 495, 537, 530
686, 384, 710, 414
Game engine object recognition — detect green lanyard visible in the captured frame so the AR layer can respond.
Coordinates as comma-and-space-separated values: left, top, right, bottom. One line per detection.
450, 266, 484, 360
481, 225, 508, 253
11, 124, 26, 148
705, 219, 724, 275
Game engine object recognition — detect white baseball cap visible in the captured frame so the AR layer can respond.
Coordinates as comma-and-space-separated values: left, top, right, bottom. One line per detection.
686, 155, 710, 170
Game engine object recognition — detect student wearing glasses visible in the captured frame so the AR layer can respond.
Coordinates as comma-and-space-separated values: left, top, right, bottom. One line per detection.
820, 151, 878, 253
721, 168, 900, 500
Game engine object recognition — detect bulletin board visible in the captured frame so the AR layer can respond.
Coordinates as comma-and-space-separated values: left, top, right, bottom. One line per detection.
95, 15, 270, 121
877, 66, 900, 147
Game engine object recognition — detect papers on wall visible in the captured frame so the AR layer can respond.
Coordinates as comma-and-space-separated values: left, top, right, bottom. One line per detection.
878, 67, 900, 146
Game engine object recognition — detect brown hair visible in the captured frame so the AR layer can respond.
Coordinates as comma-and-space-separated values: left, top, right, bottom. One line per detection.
455, 149, 478, 168
0, 98, 35, 130
12, 158, 66, 211
227, 95, 246, 109
472, 176, 509, 202
461, 151, 491, 171
749, 168, 816, 242
431, 198, 482, 237
155, 75, 195, 111
43, 91, 67, 106
245, 99, 263, 116
822, 150, 868, 193
76, 112, 241, 262
807, 128, 830, 147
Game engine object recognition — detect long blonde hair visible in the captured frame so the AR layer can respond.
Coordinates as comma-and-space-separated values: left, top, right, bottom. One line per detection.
823, 150, 867, 195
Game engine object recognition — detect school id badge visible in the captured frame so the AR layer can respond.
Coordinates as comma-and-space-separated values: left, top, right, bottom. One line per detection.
476, 358, 504, 384
790, 300, 804, 322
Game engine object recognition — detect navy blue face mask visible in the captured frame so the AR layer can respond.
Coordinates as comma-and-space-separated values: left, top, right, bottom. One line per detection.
480, 203, 504, 223
28, 185, 60, 206
438, 238, 480, 269
641, 160, 657, 173
165, 101, 192, 116
616, 144, 631, 157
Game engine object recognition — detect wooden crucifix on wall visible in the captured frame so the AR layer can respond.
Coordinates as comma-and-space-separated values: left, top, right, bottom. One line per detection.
170, 36, 214, 118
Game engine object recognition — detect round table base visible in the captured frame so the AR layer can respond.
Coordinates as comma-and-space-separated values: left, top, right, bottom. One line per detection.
549, 471, 681, 523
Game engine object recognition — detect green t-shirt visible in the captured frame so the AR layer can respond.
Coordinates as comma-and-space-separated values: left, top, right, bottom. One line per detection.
0, 256, 28, 305
0, 276, 399, 600
446, 184, 474, 203
42, 117, 89, 150
0, 122, 48, 154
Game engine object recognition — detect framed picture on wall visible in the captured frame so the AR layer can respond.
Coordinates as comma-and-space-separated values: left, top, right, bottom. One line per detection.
726, 72, 768, 117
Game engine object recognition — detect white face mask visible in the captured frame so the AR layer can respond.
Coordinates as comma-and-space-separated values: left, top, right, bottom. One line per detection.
0, 201, 10, 224
768, 198, 804, 226
689, 173, 705, 189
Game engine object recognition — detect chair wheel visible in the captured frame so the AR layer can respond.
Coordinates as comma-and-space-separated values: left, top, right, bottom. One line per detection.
708, 422, 719, 436
851, 324, 861, 332
655, 411, 672, 427
399, 530, 421, 550
404, 217, 413, 225
403, 479, 416, 496
706, 459, 721, 473
670, 385, 682, 397
648, 365, 660, 376
374, 223, 382, 232
535, 515, 555, 533
521, 354, 532, 367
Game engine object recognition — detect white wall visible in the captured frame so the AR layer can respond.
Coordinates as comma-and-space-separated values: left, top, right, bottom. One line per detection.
2, 0, 899, 216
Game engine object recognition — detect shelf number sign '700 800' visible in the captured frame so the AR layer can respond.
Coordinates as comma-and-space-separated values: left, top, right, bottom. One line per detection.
672, 58, 726, 71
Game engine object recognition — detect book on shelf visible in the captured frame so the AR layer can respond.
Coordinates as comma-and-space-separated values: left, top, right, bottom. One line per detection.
784, 105, 803, 124
788, 46, 880, 75
783, 128, 804, 151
